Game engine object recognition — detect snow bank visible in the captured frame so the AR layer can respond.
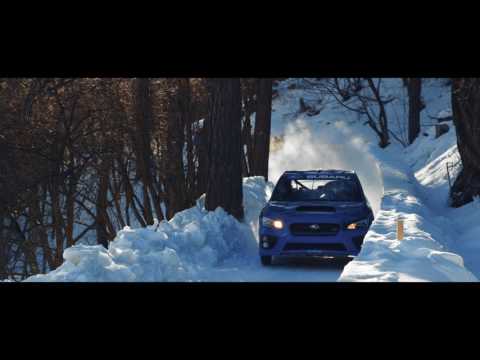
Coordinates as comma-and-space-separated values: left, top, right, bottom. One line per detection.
403, 125, 480, 278
339, 135, 477, 282
450, 198, 480, 276
26, 177, 270, 282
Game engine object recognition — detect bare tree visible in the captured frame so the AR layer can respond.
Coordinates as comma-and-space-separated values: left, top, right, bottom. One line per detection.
322, 78, 396, 148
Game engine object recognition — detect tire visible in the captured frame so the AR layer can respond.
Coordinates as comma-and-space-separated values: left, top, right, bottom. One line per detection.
261, 255, 272, 266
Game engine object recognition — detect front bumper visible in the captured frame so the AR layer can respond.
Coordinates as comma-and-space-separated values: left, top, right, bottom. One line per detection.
258, 226, 367, 257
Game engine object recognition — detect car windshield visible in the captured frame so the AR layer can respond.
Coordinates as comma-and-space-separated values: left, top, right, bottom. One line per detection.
270, 177, 363, 202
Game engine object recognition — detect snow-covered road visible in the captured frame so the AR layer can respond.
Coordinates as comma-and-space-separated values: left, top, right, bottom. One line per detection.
193, 257, 348, 282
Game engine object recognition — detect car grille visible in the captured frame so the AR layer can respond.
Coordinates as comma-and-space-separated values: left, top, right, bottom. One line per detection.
283, 243, 347, 251
290, 223, 340, 236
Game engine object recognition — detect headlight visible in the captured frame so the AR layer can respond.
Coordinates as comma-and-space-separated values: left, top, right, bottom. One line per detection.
262, 217, 284, 230
346, 218, 370, 230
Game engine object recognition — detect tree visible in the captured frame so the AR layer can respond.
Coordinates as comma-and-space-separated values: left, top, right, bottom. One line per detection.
133, 78, 164, 224
204, 79, 244, 220
450, 78, 480, 207
96, 156, 111, 248
189, 79, 209, 199
252, 78, 273, 180
405, 78, 423, 144
161, 78, 190, 219
322, 78, 394, 148
365, 78, 390, 148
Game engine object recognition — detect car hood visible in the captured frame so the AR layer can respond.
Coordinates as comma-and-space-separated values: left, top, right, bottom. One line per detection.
262, 201, 371, 221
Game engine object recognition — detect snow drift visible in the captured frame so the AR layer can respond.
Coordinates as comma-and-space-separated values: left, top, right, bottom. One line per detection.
26, 177, 271, 282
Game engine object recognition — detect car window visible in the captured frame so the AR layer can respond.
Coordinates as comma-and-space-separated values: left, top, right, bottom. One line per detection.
271, 177, 363, 202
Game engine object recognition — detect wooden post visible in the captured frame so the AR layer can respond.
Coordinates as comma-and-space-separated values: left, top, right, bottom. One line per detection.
397, 216, 404, 240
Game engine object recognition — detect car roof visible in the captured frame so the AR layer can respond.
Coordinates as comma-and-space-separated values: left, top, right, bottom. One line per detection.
281, 170, 357, 180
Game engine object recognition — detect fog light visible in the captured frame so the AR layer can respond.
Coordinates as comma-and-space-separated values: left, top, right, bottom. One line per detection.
262, 241, 270, 249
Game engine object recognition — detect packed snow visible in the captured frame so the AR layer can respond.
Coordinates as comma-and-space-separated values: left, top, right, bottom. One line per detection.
26, 78, 480, 282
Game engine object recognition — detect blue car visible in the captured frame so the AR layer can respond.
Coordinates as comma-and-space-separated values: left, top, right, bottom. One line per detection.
259, 170, 374, 265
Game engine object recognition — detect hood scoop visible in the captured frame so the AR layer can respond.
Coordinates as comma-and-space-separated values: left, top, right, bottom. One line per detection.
295, 206, 336, 213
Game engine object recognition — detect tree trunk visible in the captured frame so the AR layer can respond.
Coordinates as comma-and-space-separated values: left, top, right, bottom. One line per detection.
164, 79, 189, 219
252, 78, 273, 180
242, 109, 253, 177
133, 78, 157, 224
241, 80, 256, 177
49, 179, 65, 268
366, 78, 390, 148
450, 78, 480, 207
30, 186, 54, 270
196, 125, 208, 198
407, 78, 422, 144
96, 158, 110, 248
185, 80, 196, 207
204, 79, 244, 220
65, 153, 77, 248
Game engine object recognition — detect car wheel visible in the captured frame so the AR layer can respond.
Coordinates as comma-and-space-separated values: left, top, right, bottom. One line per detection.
261, 255, 272, 266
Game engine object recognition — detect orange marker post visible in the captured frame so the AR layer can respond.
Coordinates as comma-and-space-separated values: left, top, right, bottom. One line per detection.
397, 216, 404, 241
